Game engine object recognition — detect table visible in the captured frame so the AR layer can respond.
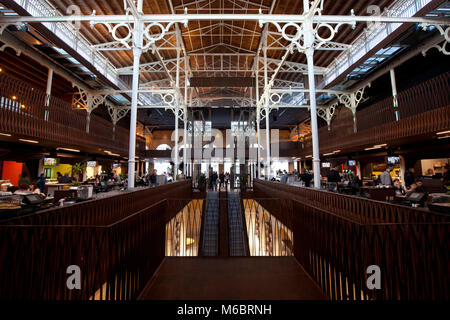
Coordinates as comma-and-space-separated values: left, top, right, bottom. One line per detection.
361, 187, 396, 202
45, 183, 71, 195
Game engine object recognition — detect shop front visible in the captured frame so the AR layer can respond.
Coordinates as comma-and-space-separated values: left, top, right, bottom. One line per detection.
85, 160, 102, 179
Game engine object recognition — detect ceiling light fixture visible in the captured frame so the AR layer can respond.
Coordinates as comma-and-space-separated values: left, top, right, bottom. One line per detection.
19, 138, 39, 144
0, 133, 12, 137
437, 130, 450, 135
56, 147, 80, 153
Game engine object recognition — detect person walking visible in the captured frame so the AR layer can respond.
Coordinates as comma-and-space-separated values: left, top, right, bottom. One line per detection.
380, 165, 394, 186
326, 166, 341, 192
219, 172, 225, 190
211, 171, 218, 191
300, 169, 312, 188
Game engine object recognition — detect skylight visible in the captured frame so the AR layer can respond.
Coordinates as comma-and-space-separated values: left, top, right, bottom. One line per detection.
347, 46, 404, 80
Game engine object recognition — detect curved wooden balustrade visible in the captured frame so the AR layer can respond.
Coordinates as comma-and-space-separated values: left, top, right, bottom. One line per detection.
0, 73, 146, 156
254, 180, 450, 224
253, 180, 450, 300
0, 181, 192, 300
2, 181, 191, 226
300, 72, 450, 156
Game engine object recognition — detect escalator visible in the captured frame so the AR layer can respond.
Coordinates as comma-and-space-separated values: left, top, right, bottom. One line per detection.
199, 191, 249, 256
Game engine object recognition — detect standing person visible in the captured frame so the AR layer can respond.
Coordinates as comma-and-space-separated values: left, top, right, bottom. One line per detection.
150, 169, 157, 187
211, 171, 218, 191
219, 172, 225, 190
113, 170, 121, 183
326, 166, 341, 192
36, 173, 46, 192
230, 168, 235, 190
380, 165, 394, 186
442, 164, 450, 188
300, 169, 312, 188
404, 167, 415, 189
225, 172, 230, 190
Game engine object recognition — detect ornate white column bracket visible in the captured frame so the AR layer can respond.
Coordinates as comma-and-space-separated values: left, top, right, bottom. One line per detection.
72, 86, 107, 133
421, 24, 450, 56
107, 103, 130, 139
317, 103, 337, 131
336, 84, 370, 133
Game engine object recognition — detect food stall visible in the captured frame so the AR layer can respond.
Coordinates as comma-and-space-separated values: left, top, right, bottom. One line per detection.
86, 160, 102, 179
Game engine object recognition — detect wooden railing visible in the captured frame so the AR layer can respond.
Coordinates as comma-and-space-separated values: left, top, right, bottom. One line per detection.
253, 180, 450, 300
2, 181, 191, 226
300, 72, 450, 156
0, 181, 191, 299
0, 73, 146, 156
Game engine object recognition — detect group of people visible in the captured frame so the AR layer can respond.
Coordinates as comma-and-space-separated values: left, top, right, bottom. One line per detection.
0, 173, 46, 196
136, 169, 159, 187
208, 171, 232, 191
325, 166, 360, 192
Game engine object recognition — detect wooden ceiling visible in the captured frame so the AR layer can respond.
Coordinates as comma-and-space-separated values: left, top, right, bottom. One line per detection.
47, 0, 392, 90
1, 0, 403, 128
0, 44, 74, 100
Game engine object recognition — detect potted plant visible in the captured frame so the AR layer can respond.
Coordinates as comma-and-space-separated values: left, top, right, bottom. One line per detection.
197, 173, 207, 192
72, 162, 85, 182
239, 174, 248, 191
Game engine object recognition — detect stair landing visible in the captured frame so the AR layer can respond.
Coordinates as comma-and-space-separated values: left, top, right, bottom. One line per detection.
138, 257, 326, 300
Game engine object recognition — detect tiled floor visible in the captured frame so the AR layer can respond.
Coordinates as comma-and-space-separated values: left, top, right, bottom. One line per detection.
139, 257, 327, 300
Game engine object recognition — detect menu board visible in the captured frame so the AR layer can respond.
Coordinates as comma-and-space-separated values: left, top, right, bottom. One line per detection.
44, 158, 57, 166
86, 161, 97, 167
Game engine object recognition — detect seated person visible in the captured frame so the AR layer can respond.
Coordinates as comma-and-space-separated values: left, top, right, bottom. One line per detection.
393, 179, 405, 196
0, 183, 12, 195
29, 184, 42, 195
415, 179, 426, 193
56, 172, 63, 183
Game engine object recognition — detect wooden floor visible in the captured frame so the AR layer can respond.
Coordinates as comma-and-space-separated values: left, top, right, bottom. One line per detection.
138, 257, 326, 300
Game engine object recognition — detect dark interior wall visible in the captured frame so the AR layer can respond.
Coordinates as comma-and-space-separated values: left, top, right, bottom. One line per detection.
359, 46, 450, 110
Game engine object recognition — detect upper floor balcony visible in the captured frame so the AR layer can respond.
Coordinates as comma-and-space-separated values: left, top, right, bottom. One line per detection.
299, 71, 450, 157
0, 73, 145, 157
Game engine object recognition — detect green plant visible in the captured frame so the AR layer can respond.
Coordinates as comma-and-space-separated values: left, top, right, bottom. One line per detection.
72, 162, 85, 182
198, 173, 206, 185
72, 181, 81, 186
239, 174, 248, 189
197, 173, 207, 192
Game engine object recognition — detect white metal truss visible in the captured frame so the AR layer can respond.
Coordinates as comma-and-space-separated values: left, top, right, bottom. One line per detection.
259, 57, 327, 74
421, 23, 450, 55
116, 58, 184, 75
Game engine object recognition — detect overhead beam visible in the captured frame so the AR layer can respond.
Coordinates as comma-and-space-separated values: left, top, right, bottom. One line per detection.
190, 77, 255, 87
